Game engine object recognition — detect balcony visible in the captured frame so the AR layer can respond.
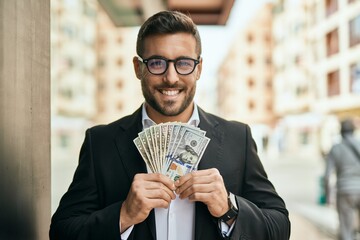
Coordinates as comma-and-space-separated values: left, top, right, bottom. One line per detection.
98, 0, 235, 26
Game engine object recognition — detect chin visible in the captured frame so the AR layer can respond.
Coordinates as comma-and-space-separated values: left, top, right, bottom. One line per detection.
160, 108, 182, 117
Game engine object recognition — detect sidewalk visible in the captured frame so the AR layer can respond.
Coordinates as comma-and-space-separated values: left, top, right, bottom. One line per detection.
292, 203, 338, 238
290, 211, 335, 240
262, 152, 339, 239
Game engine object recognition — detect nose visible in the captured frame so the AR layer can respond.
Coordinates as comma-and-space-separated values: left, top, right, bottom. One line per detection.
163, 62, 179, 84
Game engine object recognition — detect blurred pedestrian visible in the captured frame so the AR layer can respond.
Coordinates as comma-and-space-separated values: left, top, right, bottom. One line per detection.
324, 118, 360, 240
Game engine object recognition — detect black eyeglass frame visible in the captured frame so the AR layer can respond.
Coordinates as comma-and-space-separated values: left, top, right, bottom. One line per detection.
137, 56, 200, 75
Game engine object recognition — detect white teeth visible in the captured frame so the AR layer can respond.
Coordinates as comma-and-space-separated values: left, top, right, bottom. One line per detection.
161, 90, 179, 96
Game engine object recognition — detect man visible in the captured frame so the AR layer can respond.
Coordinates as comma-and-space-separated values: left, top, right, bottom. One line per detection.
325, 119, 360, 240
50, 11, 290, 240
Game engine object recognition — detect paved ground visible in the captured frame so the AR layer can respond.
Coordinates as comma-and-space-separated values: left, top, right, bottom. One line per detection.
262, 152, 337, 240
290, 213, 334, 240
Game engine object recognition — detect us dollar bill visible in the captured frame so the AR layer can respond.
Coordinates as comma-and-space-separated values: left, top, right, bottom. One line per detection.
133, 122, 210, 181
164, 128, 210, 181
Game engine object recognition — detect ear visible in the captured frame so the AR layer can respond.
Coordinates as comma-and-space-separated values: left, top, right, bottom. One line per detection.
196, 57, 203, 80
133, 56, 142, 80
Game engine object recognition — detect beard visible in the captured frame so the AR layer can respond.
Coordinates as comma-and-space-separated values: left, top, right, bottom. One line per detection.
141, 79, 196, 117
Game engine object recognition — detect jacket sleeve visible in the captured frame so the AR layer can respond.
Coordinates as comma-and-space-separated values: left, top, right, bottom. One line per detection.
49, 129, 123, 240
230, 125, 291, 240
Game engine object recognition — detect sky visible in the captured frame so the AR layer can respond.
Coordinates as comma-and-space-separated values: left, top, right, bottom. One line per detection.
195, 0, 273, 108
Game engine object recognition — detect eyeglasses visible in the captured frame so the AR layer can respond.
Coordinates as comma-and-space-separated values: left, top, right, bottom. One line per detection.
137, 56, 200, 75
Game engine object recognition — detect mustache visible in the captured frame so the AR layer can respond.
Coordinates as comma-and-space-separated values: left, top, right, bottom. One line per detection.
156, 83, 185, 88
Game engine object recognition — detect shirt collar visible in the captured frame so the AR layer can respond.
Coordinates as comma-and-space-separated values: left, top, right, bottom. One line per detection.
141, 103, 200, 129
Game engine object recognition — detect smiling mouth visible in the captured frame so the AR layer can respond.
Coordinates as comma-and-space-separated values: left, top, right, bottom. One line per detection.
159, 89, 181, 96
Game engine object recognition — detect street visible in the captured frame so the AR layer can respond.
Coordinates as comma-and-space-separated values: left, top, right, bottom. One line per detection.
290, 213, 334, 240
262, 152, 338, 240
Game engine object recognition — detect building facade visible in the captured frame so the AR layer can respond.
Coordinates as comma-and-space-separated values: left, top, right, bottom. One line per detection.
51, 0, 98, 212
272, 0, 360, 155
95, 6, 143, 124
51, 0, 97, 118
217, 3, 275, 154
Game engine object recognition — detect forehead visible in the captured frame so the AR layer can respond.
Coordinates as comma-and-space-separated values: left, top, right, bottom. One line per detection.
142, 33, 197, 58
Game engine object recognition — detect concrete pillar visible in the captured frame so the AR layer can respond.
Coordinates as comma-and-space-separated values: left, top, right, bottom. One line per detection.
0, 0, 50, 239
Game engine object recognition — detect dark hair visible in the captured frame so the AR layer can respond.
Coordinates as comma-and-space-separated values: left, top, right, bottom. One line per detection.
340, 119, 355, 137
136, 11, 202, 57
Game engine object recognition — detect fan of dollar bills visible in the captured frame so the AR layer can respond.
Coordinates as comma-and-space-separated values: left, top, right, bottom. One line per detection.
133, 122, 210, 181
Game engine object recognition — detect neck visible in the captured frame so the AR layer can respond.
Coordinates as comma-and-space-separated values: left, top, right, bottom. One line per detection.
145, 102, 194, 124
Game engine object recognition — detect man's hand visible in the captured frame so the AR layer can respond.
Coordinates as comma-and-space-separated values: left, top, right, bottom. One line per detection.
120, 173, 176, 232
174, 168, 229, 218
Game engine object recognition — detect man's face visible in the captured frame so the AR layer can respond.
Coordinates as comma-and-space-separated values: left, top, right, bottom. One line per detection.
134, 33, 202, 117
180, 151, 198, 164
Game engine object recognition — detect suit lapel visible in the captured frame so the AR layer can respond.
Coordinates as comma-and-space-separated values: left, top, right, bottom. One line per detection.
114, 107, 146, 179
197, 108, 223, 171
195, 108, 224, 240
114, 106, 156, 240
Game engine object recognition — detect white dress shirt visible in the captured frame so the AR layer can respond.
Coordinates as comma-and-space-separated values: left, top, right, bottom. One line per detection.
120, 103, 233, 239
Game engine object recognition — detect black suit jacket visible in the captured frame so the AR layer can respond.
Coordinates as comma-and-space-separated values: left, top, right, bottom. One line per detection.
50, 106, 290, 240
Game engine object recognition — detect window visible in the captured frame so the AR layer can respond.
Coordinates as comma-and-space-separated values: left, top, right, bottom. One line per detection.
117, 102, 123, 111
247, 33, 253, 43
247, 56, 254, 66
327, 70, 340, 96
98, 104, 105, 113
59, 134, 70, 148
265, 78, 272, 89
98, 58, 106, 68
296, 86, 308, 96
83, 1, 96, 18
98, 82, 106, 91
326, 28, 339, 56
62, 24, 77, 39
117, 79, 124, 89
57, 8, 63, 16
264, 32, 271, 43
349, 15, 360, 47
325, 0, 338, 17
248, 77, 255, 88
265, 56, 272, 66
299, 131, 309, 145
117, 58, 123, 66
296, 86, 302, 96
273, 3, 284, 15
117, 36, 123, 44
350, 62, 360, 94
98, 37, 106, 46
266, 103, 273, 112
60, 88, 73, 99
248, 100, 255, 110
66, 57, 74, 68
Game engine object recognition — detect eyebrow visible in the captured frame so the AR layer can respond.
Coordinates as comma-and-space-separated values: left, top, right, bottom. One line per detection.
145, 55, 196, 60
